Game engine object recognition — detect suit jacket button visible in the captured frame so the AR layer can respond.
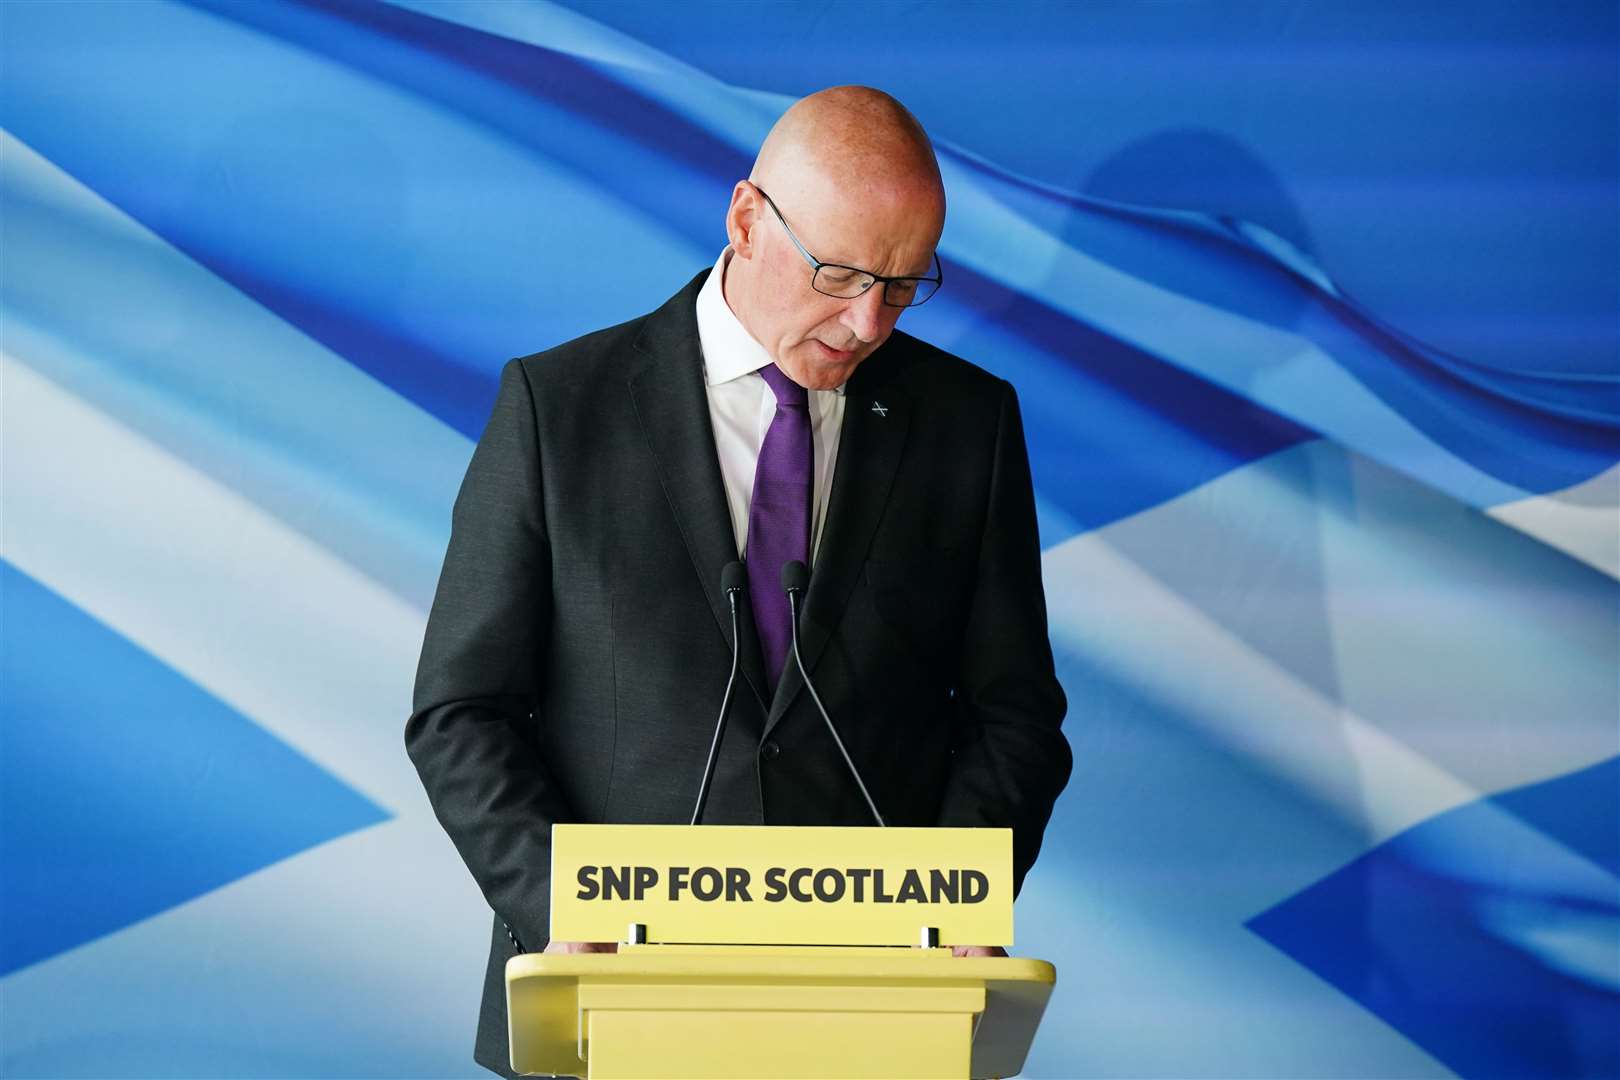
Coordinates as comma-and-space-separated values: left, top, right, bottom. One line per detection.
761, 740, 781, 760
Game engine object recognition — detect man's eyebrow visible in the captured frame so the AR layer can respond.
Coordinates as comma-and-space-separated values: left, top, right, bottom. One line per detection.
825, 254, 937, 278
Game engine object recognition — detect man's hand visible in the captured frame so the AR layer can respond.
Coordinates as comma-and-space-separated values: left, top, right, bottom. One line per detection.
950, 945, 1008, 958
543, 940, 619, 954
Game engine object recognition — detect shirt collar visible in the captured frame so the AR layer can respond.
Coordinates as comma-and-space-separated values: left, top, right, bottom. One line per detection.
695, 248, 845, 395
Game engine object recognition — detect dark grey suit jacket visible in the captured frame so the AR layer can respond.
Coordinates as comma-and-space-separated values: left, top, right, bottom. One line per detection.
405, 270, 1071, 1076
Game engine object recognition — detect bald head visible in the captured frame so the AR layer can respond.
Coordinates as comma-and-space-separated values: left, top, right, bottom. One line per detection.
721, 87, 946, 390
751, 86, 945, 216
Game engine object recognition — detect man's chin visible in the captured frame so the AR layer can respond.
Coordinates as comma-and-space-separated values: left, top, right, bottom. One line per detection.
783, 345, 865, 390
800, 368, 855, 391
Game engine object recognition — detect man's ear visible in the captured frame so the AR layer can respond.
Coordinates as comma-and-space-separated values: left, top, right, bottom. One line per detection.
726, 180, 759, 258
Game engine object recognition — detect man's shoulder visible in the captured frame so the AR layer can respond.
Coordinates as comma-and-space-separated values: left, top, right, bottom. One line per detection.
511, 314, 647, 385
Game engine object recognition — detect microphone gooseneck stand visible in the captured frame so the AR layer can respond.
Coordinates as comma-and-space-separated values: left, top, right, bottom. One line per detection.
691, 561, 746, 826
782, 560, 886, 827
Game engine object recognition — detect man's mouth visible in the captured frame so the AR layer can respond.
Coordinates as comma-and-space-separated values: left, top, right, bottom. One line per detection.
816, 341, 857, 361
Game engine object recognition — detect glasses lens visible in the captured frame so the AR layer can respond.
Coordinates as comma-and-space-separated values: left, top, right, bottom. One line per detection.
813, 265, 875, 299
885, 277, 940, 308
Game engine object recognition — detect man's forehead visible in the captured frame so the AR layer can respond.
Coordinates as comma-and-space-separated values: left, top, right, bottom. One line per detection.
759, 114, 942, 202
778, 172, 941, 256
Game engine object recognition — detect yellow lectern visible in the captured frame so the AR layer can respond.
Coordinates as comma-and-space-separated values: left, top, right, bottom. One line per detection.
506, 825, 1055, 1078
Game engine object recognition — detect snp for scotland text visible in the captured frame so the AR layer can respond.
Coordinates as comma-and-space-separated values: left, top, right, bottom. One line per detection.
576, 865, 991, 904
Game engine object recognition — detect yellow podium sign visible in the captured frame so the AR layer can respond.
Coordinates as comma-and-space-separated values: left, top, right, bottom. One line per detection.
549, 824, 1011, 946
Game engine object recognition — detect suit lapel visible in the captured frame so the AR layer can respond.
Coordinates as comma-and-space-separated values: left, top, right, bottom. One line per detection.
628, 272, 771, 715
764, 348, 913, 738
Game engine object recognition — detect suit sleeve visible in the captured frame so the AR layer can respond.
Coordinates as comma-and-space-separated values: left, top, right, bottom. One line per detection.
935, 379, 1072, 898
405, 358, 575, 950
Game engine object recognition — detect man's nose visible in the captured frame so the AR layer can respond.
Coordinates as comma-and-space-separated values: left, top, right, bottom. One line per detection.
841, 285, 891, 342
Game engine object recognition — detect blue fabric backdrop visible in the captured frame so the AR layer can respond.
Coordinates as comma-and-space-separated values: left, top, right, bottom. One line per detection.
3, 2, 1615, 1076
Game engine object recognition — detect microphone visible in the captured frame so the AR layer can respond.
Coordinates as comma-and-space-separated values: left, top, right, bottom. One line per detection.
691, 561, 747, 825
782, 560, 886, 827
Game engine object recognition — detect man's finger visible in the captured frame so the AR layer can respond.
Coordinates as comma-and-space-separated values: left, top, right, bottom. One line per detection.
542, 940, 620, 954
950, 944, 1009, 958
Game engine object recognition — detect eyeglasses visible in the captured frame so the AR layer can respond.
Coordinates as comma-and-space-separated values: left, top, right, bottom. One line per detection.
752, 184, 942, 308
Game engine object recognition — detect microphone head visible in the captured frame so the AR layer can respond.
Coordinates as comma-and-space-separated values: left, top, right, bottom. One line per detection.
781, 560, 810, 596
721, 561, 746, 595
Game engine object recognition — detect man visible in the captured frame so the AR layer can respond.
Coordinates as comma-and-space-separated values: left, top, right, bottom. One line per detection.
406, 86, 1071, 1077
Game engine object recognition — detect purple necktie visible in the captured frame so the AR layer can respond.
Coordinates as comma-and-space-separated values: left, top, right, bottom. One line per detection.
748, 363, 812, 689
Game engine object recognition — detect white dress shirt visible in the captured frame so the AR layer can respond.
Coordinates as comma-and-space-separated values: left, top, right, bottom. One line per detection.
695, 247, 845, 562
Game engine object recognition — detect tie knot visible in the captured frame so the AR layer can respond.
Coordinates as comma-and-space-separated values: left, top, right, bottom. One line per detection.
759, 362, 808, 407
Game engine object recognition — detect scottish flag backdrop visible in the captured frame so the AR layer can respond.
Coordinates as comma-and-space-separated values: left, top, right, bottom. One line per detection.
3, 1, 1616, 1076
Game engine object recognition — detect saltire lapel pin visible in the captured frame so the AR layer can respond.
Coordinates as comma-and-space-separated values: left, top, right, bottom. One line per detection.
871, 401, 889, 417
